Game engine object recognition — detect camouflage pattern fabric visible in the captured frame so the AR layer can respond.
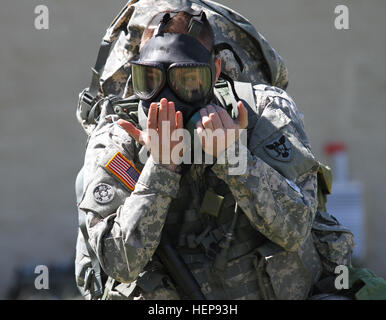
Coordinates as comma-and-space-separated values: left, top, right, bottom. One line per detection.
75, 85, 325, 300
98, 0, 288, 98
311, 211, 354, 274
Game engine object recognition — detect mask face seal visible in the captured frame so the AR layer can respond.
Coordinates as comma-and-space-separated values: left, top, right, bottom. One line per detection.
131, 32, 216, 125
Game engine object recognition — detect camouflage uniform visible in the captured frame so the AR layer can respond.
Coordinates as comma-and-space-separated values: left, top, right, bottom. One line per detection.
75, 83, 324, 300
73, 0, 344, 300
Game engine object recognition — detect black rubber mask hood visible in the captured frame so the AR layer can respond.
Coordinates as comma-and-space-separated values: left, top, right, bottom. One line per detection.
135, 33, 215, 125
137, 33, 212, 64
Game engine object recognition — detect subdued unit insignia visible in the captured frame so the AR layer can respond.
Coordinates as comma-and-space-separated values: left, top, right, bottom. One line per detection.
93, 183, 115, 204
105, 152, 141, 191
264, 134, 293, 162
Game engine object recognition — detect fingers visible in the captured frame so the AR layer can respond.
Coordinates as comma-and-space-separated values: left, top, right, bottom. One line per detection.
176, 111, 183, 130
175, 111, 184, 154
147, 102, 158, 131
207, 104, 223, 130
168, 101, 176, 132
158, 98, 168, 135
214, 105, 234, 129
200, 108, 214, 131
118, 119, 144, 145
195, 115, 206, 150
236, 101, 248, 129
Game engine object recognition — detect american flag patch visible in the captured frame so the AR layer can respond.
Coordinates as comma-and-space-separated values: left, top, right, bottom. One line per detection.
105, 152, 141, 191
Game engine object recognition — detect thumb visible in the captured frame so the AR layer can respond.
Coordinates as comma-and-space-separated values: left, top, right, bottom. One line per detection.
235, 101, 248, 129
117, 119, 145, 145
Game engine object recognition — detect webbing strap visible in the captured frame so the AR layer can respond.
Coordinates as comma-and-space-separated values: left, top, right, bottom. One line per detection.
79, 39, 114, 122
102, 276, 116, 300
214, 81, 234, 112
89, 40, 113, 96
78, 209, 104, 299
79, 3, 131, 118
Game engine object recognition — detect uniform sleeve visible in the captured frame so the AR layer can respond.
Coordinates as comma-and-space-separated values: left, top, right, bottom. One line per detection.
74, 229, 93, 299
78, 101, 181, 284
211, 86, 319, 252
83, 158, 181, 284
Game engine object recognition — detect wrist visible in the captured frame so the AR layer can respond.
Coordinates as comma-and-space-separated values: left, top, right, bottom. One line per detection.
161, 163, 181, 173
148, 155, 181, 173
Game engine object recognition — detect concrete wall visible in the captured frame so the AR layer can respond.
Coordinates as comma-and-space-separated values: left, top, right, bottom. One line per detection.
0, 0, 126, 298
0, 0, 385, 298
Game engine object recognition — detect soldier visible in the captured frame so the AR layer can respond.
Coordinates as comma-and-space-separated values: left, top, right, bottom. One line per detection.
75, 9, 323, 300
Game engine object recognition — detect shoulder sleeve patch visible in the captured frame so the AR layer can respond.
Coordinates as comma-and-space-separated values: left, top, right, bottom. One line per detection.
105, 152, 141, 191
78, 166, 131, 218
264, 134, 293, 162
93, 183, 115, 204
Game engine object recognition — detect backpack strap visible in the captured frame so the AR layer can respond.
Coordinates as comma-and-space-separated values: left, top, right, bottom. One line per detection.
111, 95, 141, 126
78, 2, 136, 123
214, 78, 259, 144
78, 41, 115, 124
214, 79, 234, 112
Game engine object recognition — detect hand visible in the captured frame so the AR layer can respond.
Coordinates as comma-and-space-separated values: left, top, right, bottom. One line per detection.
196, 102, 248, 158
118, 98, 184, 170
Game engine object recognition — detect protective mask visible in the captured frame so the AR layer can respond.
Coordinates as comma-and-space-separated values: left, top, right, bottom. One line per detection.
131, 32, 216, 126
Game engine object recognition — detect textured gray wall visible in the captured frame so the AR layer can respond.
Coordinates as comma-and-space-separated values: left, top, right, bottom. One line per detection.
0, 0, 385, 298
0, 0, 126, 298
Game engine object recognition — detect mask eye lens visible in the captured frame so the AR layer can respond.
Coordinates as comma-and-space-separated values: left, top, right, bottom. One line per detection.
169, 66, 212, 103
132, 64, 163, 100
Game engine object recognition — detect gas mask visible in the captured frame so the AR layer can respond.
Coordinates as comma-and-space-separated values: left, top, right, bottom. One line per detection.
130, 12, 217, 130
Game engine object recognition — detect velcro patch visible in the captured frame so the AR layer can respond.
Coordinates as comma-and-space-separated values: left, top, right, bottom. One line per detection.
105, 152, 141, 191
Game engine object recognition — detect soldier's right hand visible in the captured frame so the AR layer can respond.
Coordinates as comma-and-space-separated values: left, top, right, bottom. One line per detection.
118, 98, 183, 171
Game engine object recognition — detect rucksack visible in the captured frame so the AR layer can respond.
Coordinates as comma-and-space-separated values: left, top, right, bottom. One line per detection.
77, 0, 289, 136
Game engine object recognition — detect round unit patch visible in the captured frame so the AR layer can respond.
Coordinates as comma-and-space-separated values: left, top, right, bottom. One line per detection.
93, 183, 115, 204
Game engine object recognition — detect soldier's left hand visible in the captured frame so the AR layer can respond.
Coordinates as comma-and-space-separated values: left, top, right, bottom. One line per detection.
196, 101, 248, 158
